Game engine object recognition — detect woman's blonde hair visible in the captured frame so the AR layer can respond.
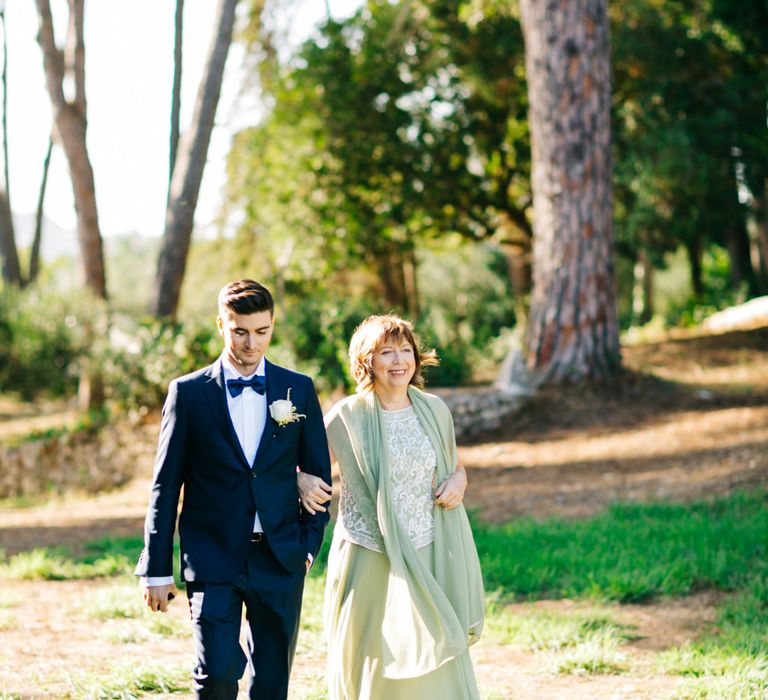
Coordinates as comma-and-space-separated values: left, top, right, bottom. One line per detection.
348, 314, 439, 393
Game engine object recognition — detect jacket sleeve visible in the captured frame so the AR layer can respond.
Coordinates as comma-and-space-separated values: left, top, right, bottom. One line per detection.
296, 377, 332, 559
134, 379, 187, 578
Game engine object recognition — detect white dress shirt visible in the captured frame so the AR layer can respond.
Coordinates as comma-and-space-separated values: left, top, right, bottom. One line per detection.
144, 355, 268, 588
222, 354, 268, 536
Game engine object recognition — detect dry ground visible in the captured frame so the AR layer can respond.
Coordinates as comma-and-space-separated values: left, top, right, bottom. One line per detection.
1, 325, 767, 699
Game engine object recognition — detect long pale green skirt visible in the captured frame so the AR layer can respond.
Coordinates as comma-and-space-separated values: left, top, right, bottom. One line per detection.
324, 534, 480, 700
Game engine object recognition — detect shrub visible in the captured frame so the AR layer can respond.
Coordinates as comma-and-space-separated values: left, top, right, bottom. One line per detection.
0, 286, 89, 399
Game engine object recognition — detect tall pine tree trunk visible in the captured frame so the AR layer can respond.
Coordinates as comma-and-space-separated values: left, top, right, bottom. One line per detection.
29, 135, 54, 285
752, 181, 768, 290
152, 0, 239, 319
687, 239, 704, 298
725, 220, 757, 296
632, 248, 654, 325
520, 0, 619, 381
0, 6, 21, 288
169, 0, 184, 200
0, 188, 21, 287
35, 0, 107, 298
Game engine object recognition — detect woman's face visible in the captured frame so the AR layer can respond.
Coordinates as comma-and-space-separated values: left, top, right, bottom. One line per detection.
370, 337, 416, 391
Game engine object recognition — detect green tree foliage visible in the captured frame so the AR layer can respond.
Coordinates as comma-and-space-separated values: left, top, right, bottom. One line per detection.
228, 0, 532, 311
611, 0, 768, 298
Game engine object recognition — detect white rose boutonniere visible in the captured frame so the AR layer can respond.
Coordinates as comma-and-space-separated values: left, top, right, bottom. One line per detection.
269, 389, 306, 427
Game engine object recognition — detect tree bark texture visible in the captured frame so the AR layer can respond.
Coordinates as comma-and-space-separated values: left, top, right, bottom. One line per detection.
29, 136, 54, 284
0, 9, 21, 288
2, 8, 11, 206
687, 239, 703, 298
35, 0, 107, 298
520, 0, 620, 381
169, 0, 184, 195
152, 0, 239, 319
631, 248, 654, 325
368, 248, 409, 313
725, 221, 757, 295
0, 188, 21, 286
752, 183, 768, 290
503, 241, 532, 328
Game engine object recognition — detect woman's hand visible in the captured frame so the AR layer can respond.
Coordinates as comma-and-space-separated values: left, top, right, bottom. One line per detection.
298, 471, 333, 514
434, 465, 468, 510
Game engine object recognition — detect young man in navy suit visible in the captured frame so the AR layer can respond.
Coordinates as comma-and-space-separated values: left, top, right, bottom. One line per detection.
136, 279, 332, 700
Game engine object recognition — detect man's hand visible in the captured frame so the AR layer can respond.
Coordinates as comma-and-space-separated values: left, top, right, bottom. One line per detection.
434, 466, 468, 510
143, 583, 179, 613
298, 471, 332, 514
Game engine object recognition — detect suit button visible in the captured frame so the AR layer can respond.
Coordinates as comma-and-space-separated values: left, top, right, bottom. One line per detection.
252, 472, 258, 479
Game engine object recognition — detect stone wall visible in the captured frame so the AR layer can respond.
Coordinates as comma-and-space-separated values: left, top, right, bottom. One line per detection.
0, 419, 157, 499
435, 385, 530, 440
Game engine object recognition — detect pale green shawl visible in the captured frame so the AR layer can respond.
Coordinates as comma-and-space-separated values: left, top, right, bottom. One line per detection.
325, 387, 485, 679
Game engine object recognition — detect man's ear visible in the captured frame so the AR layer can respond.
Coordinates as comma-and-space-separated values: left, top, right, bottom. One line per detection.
216, 315, 224, 335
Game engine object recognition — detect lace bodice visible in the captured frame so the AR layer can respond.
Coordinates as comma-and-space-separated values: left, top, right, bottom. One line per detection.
337, 405, 437, 552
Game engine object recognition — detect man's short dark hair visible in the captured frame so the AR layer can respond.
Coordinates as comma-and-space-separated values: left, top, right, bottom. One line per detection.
217, 279, 274, 317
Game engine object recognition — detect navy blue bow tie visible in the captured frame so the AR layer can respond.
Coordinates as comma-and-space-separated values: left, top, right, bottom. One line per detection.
226, 375, 266, 397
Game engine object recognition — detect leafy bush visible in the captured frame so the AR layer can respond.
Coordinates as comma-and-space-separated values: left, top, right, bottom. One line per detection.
0, 286, 90, 399
661, 245, 748, 329
418, 241, 517, 351
276, 295, 376, 394
417, 241, 517, 386
93, 316, 221, 411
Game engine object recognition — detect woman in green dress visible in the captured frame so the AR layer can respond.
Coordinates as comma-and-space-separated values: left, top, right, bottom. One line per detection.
320, 314, 485, 700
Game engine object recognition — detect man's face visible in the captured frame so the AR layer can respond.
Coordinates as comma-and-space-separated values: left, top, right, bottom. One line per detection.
217, 310, 274, 376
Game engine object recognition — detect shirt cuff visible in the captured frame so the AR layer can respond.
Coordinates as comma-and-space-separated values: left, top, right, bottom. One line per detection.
307, 552, 314, 570
141, 576, 175, 587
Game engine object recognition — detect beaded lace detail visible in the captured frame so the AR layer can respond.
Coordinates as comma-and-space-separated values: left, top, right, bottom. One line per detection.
338, 406, 437, 552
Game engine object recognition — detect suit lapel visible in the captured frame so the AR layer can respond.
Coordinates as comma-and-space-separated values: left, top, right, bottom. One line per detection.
252, 359, 280, 468
203, 359, 250, 470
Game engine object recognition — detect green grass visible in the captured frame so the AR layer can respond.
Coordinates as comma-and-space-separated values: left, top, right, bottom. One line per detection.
78, 581, 190, 640
0, 591, 18, 608
65, 661, 190, 698
294, 684, 331, 700
81, 581, 148, 620
474, 490, 768, 603
0, 547, 131, 580
0, 493, 52, 509
661, 577, 768, 698
479, 693, 510, 700
0, 536, 184, 584
552, 628, 628, 675
484, 597, 633, 677
476, 490, 768, 683
0, 611, 16, 631
484, 598, 634, 651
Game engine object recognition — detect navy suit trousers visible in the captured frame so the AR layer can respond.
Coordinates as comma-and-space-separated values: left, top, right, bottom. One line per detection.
186, 538, 305, 700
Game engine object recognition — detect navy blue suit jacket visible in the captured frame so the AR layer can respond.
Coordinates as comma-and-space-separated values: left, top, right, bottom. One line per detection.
135, 358, 332, 582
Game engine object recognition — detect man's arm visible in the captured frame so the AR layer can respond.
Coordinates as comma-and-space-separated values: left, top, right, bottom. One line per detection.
296, 378, 332, 559
135, 380, 188, 586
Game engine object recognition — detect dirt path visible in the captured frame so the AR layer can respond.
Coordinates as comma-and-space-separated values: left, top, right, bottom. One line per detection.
0, 577, 716, 699
1, 326, 766, 698
463, 327, 768, 523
